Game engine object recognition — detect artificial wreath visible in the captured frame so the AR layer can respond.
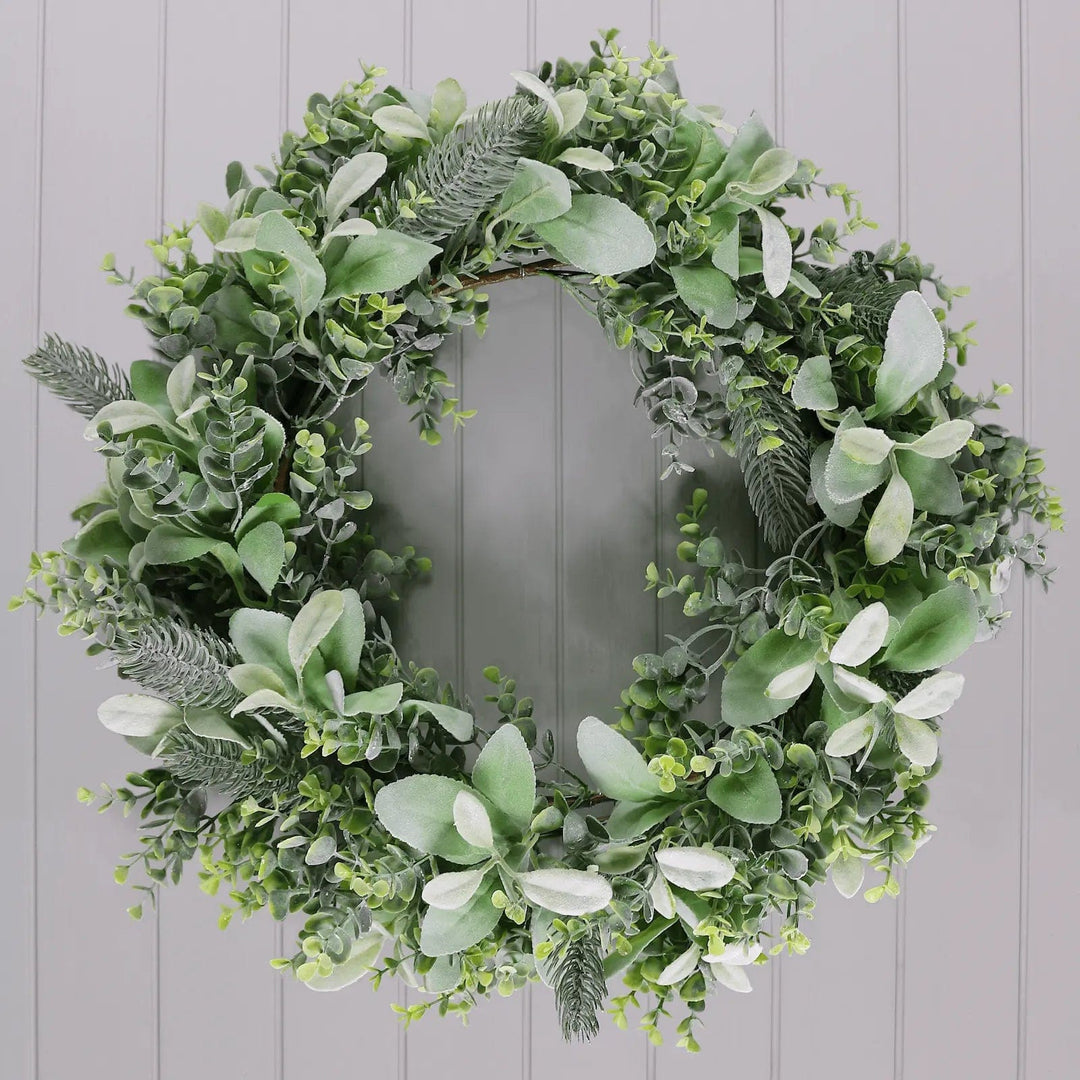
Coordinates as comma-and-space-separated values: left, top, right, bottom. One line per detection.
14, 33, 1061, 1050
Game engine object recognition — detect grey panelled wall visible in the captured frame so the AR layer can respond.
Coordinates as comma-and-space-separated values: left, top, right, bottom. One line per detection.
0, 1, 1076, 1078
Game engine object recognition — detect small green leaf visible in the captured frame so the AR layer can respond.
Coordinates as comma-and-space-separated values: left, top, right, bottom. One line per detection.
706, 758, 783, 824
555, 147, 614, 172
471, 724, 536, 836
343, 682, 403, 717
755, 207, 792, 297
517, 868, 612, 916
98, 694, 183, 738
893, 713, 939, 767
883, 583, 978, 672
901, 419, 975, 459
655, 847, 736, 891
838, 426, 895, 466
405, 699, 474, 741
419, 874, 501, 957
305, 834, 337, 866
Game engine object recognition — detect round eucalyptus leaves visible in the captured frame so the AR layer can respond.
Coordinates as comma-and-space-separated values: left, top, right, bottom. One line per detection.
15, 33, 1060, 1051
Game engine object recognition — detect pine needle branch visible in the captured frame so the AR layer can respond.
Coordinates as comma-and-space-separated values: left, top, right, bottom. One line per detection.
111, 619, 240, 710
159, 729, 292, 800
550, 927, 606, 1043
23, 334, 132, 418
730, 375, 817, 552
372, 95, 549, 244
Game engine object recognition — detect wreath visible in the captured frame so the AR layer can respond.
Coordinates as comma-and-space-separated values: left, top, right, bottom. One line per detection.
14, 33, 1061, 1051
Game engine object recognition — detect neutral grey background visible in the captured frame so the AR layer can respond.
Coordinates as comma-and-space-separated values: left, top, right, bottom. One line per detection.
1, 1, 1076, 1078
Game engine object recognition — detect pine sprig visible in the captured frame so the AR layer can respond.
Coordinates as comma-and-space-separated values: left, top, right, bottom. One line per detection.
550, 927, 606, 1043
23, 334, 132, 418
112, 619, 240, 710
159, 729, 290, 800
730, 377, 817, 552
373, 95, 549, 243
806, 262, 917, 344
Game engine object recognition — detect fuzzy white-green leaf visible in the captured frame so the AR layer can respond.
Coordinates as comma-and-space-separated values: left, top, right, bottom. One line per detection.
98, 694, 183, 738
824, 711, 876, 758
498, 158, 572, 225
655, 847, 736, 892
517, 868, 612, 916
533, 193, 656, 276
755, 206, 792, 297
656, 944, 701, 986
832, 666, 887, 704
865, 470, 914, 565
556, 147, 614, 172
288, 591, 344, 677
894, 671, 965, 719
875, 291, 945, 417
422, 869, 488, 911
453, 790, 494, 850
577, 716, 664, 802
838, 426, 895, 465
831, 854, 865, 899
894, 713, 939, 767
371, 105, 430, 141
830, 602, 890, 667
902, 419, 975, 459
791, 354, 838, 411
324, 152, 387, 226
765, 659, 818, 701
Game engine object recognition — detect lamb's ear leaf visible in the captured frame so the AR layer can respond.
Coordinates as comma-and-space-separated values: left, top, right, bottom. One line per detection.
419, 874, 501, 957
576, 716, 664, 802
98, 694, 184, 738
471, 725, 536, 836
720, 629, 819, 727
288, 591, 345, 677
883, 583, 978, 672
373, 776, 491, 865
317, 588, 366, 691
229, 608, 296, 691
875, 291, 945, 417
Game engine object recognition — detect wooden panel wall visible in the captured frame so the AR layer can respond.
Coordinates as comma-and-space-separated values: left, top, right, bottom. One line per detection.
0, 2, 1075, 1078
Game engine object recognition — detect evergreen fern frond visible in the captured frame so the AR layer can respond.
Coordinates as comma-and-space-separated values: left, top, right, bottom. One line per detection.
372, 95, 549, 244
806, 262, 917, 344
23, 334, 132, 418
730, 377, 817, 552
112, 619, 240, 710
159, 729, 291, 800
550, 927, 606, 1043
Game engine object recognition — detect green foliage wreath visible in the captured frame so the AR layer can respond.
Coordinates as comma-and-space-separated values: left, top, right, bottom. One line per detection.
13, 33, 1062, 1050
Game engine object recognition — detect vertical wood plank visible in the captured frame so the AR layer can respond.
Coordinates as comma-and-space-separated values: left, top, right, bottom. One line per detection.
403, 5, 535, 1076
34, 2, 163, 1077
902, 3, 1024, 1077
530, 3, 654, 1077
0, 2, 44, 1077
1023, 2, 1080, 1077
154, 4, 284, 1078
653, 3, 776, 1075
776, 5, 901, 1077
282, 7, 407, 1078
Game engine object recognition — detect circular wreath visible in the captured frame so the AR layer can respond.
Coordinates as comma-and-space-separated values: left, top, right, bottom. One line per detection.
16, 35, 1061, 1050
